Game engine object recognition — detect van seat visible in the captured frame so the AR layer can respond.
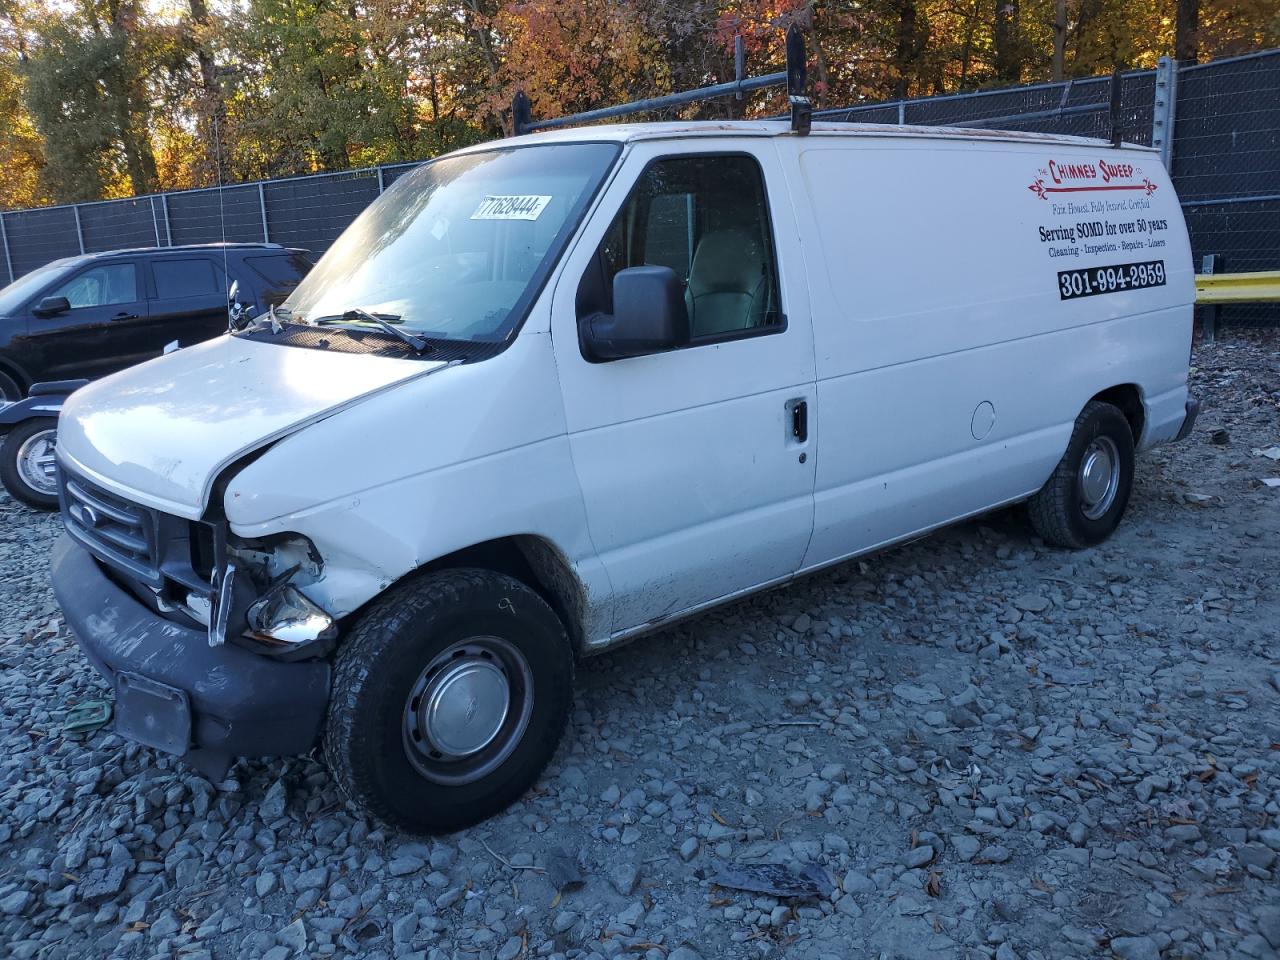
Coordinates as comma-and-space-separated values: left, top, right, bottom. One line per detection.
685, 229, 769, 337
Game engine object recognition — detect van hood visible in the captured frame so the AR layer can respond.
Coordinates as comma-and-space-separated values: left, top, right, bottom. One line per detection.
57, 334, 448, 519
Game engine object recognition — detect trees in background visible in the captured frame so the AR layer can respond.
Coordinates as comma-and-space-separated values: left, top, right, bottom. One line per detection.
0, 0, 1275, 206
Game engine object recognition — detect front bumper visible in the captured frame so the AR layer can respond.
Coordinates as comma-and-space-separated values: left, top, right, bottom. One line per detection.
1173, 396, 1201, 443
51, 534, 330, 778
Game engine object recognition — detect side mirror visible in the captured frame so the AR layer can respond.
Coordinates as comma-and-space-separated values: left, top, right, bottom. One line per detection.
34, 296, 71, 318
581, 266, 689, 362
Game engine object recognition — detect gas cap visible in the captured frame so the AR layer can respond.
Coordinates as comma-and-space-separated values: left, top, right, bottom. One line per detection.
971, 401, 996, 440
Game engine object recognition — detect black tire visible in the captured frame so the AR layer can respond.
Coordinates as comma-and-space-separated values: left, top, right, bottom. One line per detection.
0, 370, 22, 404
1, 418, 60, 510
1028, 401, 1135, 549
324, 568, 574, 835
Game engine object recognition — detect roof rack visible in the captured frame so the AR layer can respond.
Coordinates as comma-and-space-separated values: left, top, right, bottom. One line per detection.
512, 25, 811, 137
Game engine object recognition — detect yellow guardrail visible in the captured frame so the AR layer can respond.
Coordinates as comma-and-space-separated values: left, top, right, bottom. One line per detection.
1195, 270, 1280, 304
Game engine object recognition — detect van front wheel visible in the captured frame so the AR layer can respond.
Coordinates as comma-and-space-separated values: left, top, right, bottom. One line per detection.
1028, 401, 1135, 549
323, 568, 574, 835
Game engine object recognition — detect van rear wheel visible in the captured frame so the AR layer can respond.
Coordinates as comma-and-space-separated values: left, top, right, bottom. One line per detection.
1027, 401, 1135, 549
324, 568, 574, 835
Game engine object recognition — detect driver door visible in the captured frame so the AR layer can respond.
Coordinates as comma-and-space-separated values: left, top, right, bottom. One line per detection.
25, 261, 149, 381
550, 141, 817, 637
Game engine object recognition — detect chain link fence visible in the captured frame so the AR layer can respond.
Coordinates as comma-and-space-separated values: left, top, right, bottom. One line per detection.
1, 51, 1276, 332
1173, 50, 1280, 326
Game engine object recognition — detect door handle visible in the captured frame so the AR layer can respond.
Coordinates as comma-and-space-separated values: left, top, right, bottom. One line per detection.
110, 312, 138, 321
790, 399, 808, 443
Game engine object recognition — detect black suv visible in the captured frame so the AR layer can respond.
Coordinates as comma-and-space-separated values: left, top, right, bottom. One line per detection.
0, 243, 312, 402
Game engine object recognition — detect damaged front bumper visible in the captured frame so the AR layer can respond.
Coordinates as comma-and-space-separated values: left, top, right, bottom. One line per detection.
51, 534, 331, 778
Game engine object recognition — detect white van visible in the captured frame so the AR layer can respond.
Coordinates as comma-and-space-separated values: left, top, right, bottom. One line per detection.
51, 121, 1197, 834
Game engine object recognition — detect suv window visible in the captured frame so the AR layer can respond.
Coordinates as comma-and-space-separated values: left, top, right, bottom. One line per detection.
153, 258, 221, 298
48, 263, 138, 308
245, 253, 312, 301
580, 154, 782, 342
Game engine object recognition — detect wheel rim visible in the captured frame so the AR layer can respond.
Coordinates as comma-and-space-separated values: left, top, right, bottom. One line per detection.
402, 636, 534, 786
1078, 435, 1120, 520
16, 428, 58, 497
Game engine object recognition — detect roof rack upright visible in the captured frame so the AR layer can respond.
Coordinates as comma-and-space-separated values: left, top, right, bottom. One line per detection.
512, 25, 811, 137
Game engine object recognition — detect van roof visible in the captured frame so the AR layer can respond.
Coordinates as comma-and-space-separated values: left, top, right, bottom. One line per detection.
480, 120, 1158, 153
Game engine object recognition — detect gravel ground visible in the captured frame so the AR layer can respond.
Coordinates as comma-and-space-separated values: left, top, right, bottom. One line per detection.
2, 330, 1279, 960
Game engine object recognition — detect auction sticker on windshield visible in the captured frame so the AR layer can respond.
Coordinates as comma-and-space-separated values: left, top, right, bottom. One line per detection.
471, 195, 552, 220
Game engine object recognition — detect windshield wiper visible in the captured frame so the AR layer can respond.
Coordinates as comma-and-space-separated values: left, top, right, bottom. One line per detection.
313, 308, 431, 354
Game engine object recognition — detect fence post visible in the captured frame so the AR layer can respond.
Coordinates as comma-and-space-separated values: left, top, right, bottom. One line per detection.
1152, 56, 1178, 172
160, 194, 172, 246
73, 204, 85, 254
149, 196, 162, 247
897, 101, 905, 125
0, 213, 13, 285
258, 183, 270, 243
1200, 254, 1219, 344
377, 166, 385, 194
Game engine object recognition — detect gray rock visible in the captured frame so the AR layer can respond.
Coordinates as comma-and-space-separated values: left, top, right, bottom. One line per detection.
904, 846, 935, 868
260, 779, 289, 820
892, 684, 944, 705
1013, 594, 1051, 613
0, 891, 33, 915
296, 866, 328, 891
951, 836, 981, 862
392, 913, 418, 944
552, 910, 579, 933
609, 862, 640, 897
256, 871, 278, 897
679, 837, 699, 862
1256, 908, 1280, 950
1110, 936, 1159, 960
388, 856, 425, 877
80, 866, 127, 903
277, 918, 307, 954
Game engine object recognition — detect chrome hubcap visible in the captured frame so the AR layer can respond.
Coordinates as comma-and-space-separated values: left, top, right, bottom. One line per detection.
17, 429, 58, 496
402, 636, 533, 785
1078, 435, 1120, 520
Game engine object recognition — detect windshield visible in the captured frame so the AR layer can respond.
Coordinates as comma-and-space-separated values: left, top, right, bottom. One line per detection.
284, 143, 619, 341
0, 259, 75, 316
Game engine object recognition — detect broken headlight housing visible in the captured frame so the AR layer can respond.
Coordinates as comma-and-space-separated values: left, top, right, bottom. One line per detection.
191, 533, 338, 657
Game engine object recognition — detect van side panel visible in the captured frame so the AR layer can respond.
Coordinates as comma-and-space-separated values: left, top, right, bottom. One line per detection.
786, 138, 1193, 568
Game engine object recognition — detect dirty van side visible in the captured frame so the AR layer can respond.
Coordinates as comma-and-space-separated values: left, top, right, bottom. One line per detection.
50, 123, 1196, 835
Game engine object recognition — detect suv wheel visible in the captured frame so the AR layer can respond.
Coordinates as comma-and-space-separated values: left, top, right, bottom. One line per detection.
324, 568, 574, 834
1, 418, 60, 510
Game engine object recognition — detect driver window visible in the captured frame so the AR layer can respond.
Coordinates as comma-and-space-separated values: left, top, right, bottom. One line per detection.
577, 154, 782, 342
48, 264, 138, 309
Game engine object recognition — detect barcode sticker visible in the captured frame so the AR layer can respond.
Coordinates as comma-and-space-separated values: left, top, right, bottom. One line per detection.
470, 195, 552, 221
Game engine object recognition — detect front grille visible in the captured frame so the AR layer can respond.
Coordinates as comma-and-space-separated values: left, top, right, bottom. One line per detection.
61, 469, 163, 589
59, 466, 226, 600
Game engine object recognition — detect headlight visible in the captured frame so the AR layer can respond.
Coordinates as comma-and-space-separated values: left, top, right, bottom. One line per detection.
207, 533, 339, 655
247, 581, 337, 645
